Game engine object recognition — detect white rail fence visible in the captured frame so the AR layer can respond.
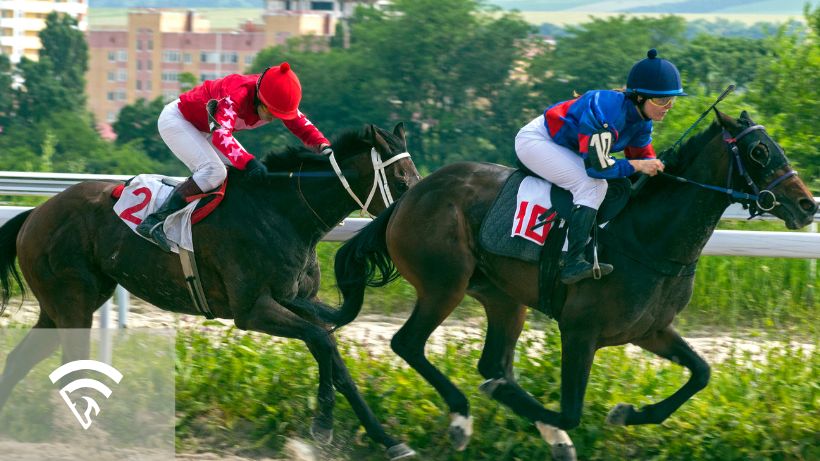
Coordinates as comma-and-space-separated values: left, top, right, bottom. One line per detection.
1, 172, 818, 330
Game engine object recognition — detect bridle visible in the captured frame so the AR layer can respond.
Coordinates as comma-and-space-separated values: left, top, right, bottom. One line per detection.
659, 123, 796, 218
328, 148, 411, 217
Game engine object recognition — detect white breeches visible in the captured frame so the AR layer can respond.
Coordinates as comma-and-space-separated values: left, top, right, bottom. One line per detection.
514, 115, 607, 210
157, 99, 230, 192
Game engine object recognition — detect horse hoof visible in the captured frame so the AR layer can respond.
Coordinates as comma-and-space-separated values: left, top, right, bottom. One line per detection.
606, 403, 634, 426
386, 443, 416, 460
448, 413, 473, 451
309, 420, 334, 445
550, 442, 577, 461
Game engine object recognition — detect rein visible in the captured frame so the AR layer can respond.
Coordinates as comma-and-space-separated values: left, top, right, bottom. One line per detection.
329, 148, 411, 217
660, 124, 796, 218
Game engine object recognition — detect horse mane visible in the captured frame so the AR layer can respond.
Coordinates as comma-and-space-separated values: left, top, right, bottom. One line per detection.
260, 127, 372, 171
664, 120, 724, 175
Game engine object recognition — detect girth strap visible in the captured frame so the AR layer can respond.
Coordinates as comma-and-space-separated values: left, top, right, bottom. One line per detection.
179, 248, 215, 319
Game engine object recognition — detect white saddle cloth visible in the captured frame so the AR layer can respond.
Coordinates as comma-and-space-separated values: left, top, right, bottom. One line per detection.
112, 174, 201, 253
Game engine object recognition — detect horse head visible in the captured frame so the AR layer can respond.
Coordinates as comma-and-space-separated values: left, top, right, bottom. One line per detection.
259, 123, 420, 226
336, 122, 421, 216
713, 110, 817, 229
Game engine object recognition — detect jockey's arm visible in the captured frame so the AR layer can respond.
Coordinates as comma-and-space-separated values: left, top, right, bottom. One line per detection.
208, 98, 254, 169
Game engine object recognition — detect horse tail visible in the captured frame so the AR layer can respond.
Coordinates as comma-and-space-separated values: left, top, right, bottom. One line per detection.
0, 209, 32, 315
332, 202, 401, 328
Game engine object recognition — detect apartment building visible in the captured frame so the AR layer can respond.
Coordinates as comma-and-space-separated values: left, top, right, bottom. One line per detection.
0, 0, 88, 63
87, 2, 380, 136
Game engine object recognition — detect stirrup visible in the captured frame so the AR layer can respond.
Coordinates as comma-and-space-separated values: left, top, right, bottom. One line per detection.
149, 223, 173, 253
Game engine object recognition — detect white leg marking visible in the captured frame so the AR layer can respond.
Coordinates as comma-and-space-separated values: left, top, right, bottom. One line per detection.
449, 412, 473, 438
535, 421, 574, 447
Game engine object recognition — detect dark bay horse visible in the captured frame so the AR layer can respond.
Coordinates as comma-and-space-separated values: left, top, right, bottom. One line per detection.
327, 111, 817, 459
0, 124, 420, 460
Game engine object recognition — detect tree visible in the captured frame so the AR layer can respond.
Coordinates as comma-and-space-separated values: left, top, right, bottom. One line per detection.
0, 55, 13, 128
38, 12, 88, 104
746, 4, 820, 187
528, 15, 687, 103
15, 12, 88, 123
178, 71, 198, 93
113, 97, 173, 164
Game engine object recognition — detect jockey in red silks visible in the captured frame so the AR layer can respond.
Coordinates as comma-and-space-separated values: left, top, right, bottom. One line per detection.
137, 62, 332, 252
515, 49, 686, 284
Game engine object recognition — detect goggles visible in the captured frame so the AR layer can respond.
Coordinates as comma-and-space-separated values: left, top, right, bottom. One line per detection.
647, 96, 676, 108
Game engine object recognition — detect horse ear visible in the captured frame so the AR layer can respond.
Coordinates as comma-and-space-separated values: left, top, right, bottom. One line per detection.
393, 122, 406, 142
714, 109, 738, 130
740, 110, 753, 123
368, 124, 391, 154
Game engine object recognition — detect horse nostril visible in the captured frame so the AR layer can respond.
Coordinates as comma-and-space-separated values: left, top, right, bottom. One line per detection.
799, 197, 818, 214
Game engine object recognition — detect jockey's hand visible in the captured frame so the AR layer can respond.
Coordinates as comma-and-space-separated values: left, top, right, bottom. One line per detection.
318, 144, 334, 156
630, 159, 665, 176
244, 158, 268, 180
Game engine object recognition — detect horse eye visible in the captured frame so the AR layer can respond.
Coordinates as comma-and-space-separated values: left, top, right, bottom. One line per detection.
750, 144, 770, 167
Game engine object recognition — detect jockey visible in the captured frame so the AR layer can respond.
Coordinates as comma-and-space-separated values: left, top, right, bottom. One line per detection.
515, 49, 685, 284
137, 62, 331, 252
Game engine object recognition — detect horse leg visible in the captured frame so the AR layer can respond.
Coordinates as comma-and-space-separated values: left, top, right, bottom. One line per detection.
475, 290, 577, 461
237, 296, 412, 459
606, 326, 710, 426
390, 288, 471, 451
0, 312, 59, 411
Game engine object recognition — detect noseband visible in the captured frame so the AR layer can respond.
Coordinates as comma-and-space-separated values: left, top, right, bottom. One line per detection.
329, 148, 411, 217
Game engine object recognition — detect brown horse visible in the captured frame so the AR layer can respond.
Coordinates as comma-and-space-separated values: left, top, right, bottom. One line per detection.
326, 111, 817, 459
0, 124, 420, 460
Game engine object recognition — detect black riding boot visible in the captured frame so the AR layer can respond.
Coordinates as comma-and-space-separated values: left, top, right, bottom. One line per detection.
136, 177, 203, 252
560, 205, 614, 284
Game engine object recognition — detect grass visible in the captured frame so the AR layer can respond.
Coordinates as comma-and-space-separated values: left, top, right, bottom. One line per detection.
174, 325, 819, 460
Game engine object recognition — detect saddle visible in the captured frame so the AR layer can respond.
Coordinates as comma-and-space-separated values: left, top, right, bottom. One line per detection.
478, 167, 631, 318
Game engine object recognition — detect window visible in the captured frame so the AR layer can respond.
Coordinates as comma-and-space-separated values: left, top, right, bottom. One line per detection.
107, 111, 117, 123
311, 1, 334, 11
244, 54, 255, 66
146, 80, 152, 90
200, 51, 219, 63
147, 60, 152, 70
117, 90, 126, 100
136, 39, 142, 50
136, 80, 142, 90
106, 92, 115, 101
118, 69, 127, 81
117, 50, 127, 61
183, 53, 192, 64
200, 72, 219, 81
147, 39, 153, 50
161, 72, 178, 82
137, 60, 142, 70
107, 71, 115, 82
221, 52, 238, 64
162, 50, 180, 63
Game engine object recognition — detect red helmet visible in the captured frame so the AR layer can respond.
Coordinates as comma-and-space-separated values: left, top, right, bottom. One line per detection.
256, 62, 302, 120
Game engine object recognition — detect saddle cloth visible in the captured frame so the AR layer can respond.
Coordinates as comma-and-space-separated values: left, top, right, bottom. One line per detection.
112, 174, 225, 253
479, 170, 632, 264
480, 171, 562, 263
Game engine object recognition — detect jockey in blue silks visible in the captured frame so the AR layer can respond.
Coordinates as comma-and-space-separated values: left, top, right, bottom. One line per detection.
515, 49, 687, 284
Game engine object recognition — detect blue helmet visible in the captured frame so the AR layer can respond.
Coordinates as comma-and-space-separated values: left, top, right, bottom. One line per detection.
626, 49, 687, 97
